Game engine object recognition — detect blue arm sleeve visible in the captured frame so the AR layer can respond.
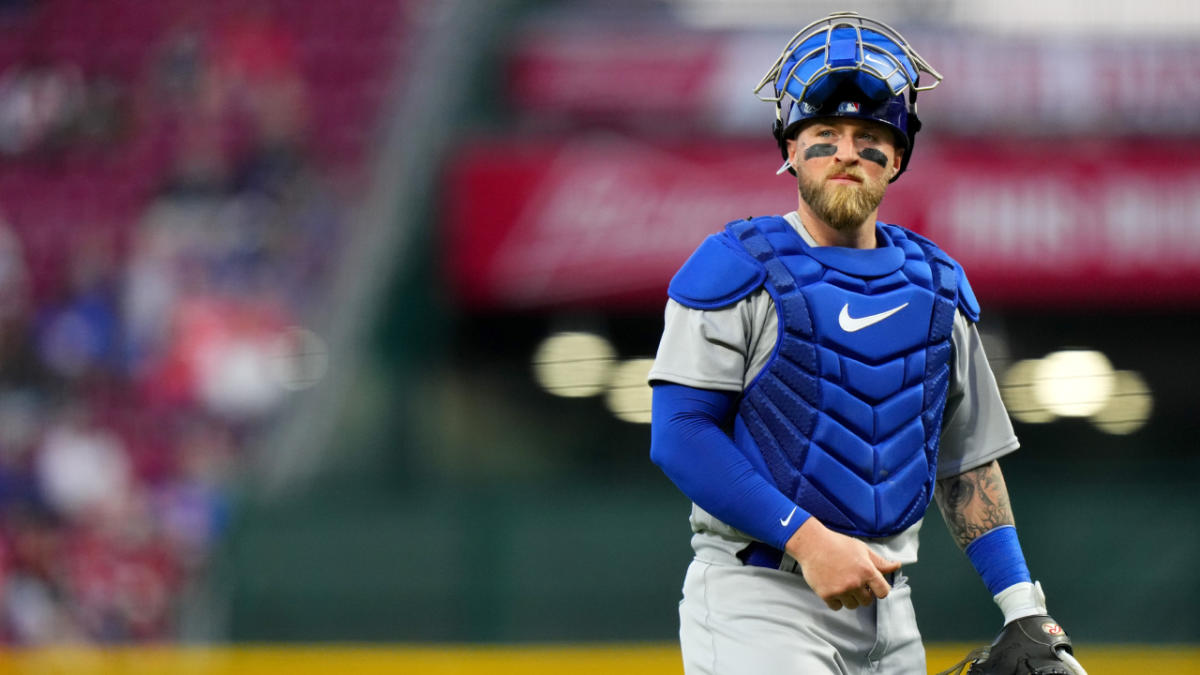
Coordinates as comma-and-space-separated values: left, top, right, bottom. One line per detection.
965, 525, 1032, 595
650, 382, 809, 551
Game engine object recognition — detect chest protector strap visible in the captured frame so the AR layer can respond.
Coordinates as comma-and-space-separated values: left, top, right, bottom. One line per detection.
730, 216, 962, 538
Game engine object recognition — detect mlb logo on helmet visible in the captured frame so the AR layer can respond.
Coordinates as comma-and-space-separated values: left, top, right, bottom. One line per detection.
837, 101, 861, 113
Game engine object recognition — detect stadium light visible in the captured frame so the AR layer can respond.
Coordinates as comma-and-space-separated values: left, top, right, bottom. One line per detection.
1033, 350, 1115, 418
532, 331, 616, 398
1001, 358, 1058, 424
1090, 370, 1153, 435
606, 358, 655, 424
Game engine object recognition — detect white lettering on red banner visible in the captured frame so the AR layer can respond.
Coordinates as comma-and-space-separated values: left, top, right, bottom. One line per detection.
445, 137, 1200, 310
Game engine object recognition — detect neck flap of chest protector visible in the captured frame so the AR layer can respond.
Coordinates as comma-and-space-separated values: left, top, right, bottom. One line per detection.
728, 216, 959, 538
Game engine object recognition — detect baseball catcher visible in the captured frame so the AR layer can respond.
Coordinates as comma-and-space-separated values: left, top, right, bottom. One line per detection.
649, 11, 1089, 675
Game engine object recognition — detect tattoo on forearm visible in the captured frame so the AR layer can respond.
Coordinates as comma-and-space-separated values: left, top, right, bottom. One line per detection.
934, 461, 1015, 550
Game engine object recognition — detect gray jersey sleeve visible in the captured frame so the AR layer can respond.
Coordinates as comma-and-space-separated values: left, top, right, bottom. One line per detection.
935, 312, 1020, 478
647, 290, 775, 392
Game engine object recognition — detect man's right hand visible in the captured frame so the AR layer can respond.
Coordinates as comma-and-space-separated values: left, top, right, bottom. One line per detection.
784, 517, 902, 610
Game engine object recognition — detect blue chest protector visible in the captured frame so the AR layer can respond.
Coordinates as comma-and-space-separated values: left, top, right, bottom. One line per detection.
668, 216, 980, 538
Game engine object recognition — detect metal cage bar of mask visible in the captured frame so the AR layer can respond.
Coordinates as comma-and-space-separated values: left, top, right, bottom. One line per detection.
753, 11, 944, 124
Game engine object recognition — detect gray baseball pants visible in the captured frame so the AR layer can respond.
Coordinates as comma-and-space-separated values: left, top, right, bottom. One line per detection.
678, 551, 926, 674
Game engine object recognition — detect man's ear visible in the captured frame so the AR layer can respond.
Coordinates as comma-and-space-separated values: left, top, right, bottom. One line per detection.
890, 145, 905, 178
786, 136, 799, 165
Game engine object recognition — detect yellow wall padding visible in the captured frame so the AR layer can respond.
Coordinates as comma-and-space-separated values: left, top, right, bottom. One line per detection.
0, 643, 1197, 675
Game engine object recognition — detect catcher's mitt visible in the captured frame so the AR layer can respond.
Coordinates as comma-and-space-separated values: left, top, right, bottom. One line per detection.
936, 615, 1087, 675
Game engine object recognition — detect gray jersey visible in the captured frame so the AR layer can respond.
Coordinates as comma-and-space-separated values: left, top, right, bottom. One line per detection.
649, 212, 1018, 565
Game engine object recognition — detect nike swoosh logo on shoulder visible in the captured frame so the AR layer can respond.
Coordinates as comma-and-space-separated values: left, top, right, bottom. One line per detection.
780, 506, 798, 527
838, 302, 909, 333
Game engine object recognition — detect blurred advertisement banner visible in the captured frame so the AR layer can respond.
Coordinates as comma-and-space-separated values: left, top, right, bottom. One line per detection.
508, 28, 1200, 135
444, 136, 1200, 311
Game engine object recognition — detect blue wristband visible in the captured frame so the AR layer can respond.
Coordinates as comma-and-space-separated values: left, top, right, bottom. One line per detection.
964, 525, 1032, 596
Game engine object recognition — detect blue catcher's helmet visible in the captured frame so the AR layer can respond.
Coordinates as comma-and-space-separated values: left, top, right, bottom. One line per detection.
754, 12, 942, 182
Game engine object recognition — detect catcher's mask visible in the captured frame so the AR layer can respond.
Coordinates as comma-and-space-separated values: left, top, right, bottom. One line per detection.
754, 11, 943, 182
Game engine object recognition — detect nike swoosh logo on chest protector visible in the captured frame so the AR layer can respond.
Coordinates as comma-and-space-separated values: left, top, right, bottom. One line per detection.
838, 302, 910, 333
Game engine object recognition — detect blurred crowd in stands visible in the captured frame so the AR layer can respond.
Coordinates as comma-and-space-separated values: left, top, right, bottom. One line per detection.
0, 0, 399, 642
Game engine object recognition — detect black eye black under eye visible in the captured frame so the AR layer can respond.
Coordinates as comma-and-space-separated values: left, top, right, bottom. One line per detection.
804, 144, 838, 160
859, 148, 888, 167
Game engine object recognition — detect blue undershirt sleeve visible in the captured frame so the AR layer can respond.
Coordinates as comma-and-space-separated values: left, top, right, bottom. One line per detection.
649, 382, 809, 551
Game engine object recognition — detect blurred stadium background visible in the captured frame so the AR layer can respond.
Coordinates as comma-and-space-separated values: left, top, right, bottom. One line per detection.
0, 0, 1196, 672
